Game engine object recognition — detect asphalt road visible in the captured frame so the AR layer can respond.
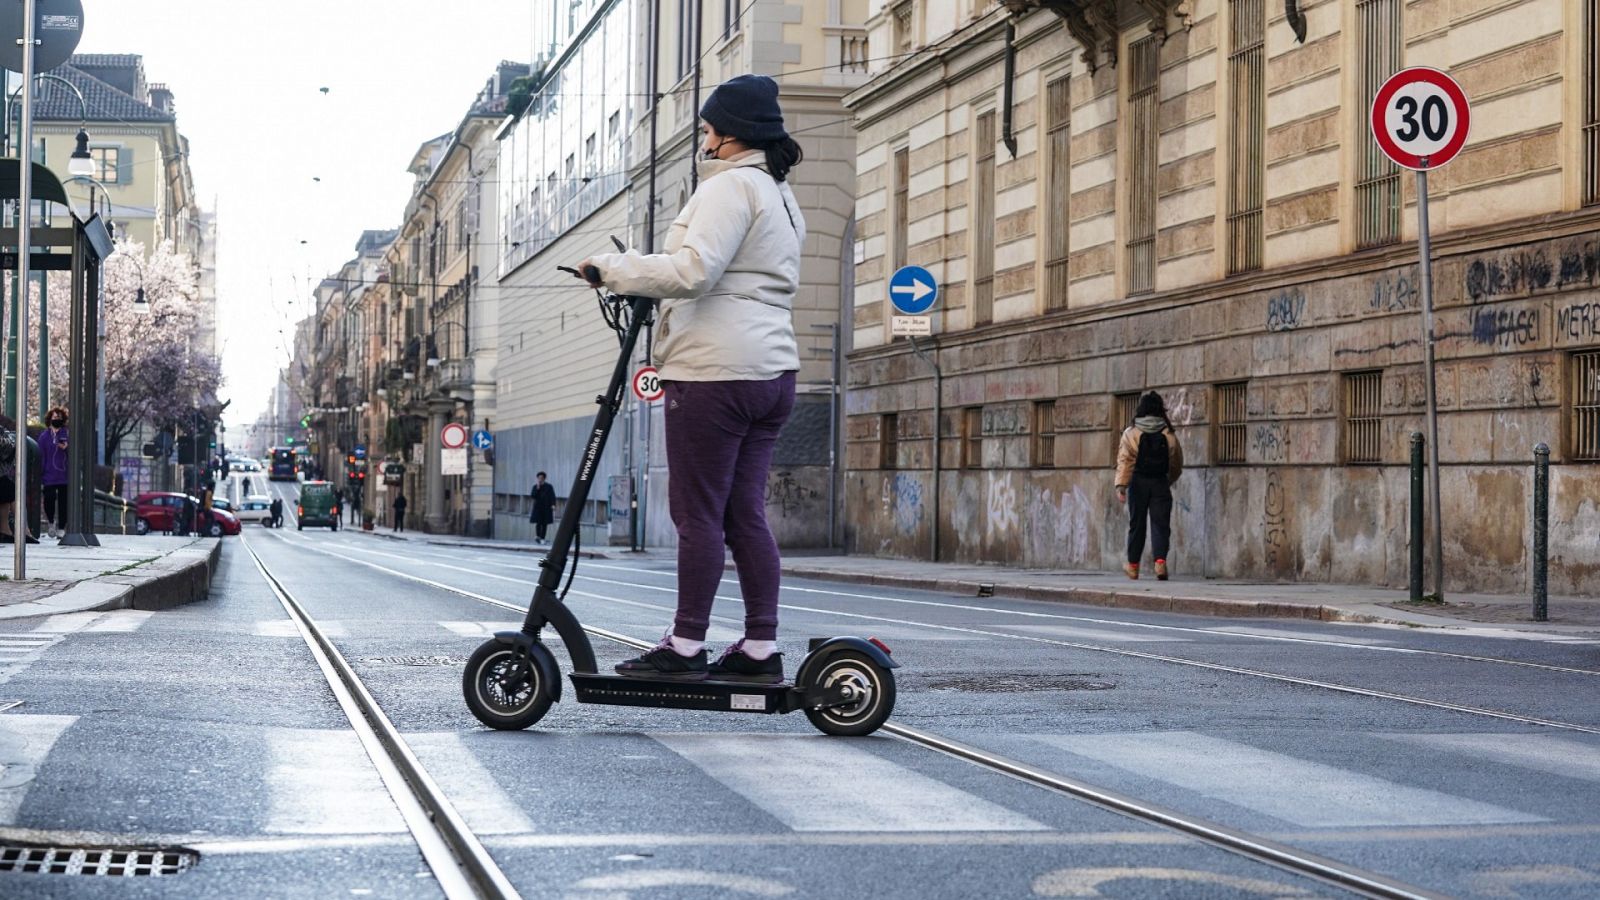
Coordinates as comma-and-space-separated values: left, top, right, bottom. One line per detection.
1, 487, 1597, 898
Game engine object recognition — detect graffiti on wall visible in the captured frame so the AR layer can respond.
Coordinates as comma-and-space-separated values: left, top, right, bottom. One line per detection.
1466, 250, 1553, 302
1468, 307, 1539, 348
1028, 484, 1093, 563
1251, 423, 1288, 463
1264, 471, 1288, 569
1557, 302, 1600, 341
982, 406, 1028, 436
879, 473, 925, 536
1266, 288, 1307, 332
987, 473, 1019, 540
1168, 387, 1196, 427
1369, 267, 1419, 313
1557, 239, 1600, 288
766, 471, 820, 519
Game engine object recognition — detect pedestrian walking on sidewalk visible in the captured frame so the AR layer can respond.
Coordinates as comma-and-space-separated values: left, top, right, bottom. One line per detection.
40, 407, 69, 539
1115, 391, 1184, 581
392, 492, 407, 533
528, 472, 556, 545
576, 74, 805, 684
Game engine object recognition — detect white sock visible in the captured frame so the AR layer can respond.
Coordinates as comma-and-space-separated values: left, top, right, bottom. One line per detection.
741, 640, 778, 660
668, 634, 704, 657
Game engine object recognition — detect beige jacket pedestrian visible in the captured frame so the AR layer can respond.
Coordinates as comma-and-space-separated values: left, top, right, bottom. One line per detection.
1115, 417, 1184, 487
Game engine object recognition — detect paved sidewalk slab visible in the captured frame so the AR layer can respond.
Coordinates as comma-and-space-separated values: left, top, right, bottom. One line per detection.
0, 536, 222, 619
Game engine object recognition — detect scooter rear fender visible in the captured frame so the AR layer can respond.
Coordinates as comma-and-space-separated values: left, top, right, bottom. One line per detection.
492, 631, 563, 703
794, 636, 900, 690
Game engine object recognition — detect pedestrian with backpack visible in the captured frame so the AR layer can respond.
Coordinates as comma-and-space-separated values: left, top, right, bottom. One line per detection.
1115, 391, 1184, 580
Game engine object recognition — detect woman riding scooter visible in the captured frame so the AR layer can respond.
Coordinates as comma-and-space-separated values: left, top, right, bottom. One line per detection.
578, 74, 805, 684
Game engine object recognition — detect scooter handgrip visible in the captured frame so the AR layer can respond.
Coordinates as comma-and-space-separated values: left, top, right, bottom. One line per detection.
582, 265, 601, 284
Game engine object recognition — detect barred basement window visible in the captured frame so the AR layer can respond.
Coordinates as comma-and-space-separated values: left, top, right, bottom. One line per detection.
1571, 351, 1600, 461
1044, 74, 1071, 310
1215, 381, 1248, 464
1112, 392, 1140, 465
881, 413, 899, 469
1126, 36, 1159, 295
1034, 400, 1057, 467
1342, 371, 1384, 464
972, 110, 997, 326
963, 407, 984, 469
1355, 0, 1402, 248
1584, 0, 1599, 205
1227, 0, 1265, 274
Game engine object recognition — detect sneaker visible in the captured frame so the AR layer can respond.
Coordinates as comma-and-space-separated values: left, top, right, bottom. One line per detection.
1154, 559, 1168, 581
615, 634, 707, 680
707, 641, 784, 684
1124, 562, 1139, 580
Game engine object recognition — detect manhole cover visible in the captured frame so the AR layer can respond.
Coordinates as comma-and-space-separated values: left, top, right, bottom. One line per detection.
0, 844, 197, 876
925, 675, 1115, 693
364, 656, 467, 667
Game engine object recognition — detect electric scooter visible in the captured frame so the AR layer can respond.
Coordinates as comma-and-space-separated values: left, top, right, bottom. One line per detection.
461, 257, 898, 737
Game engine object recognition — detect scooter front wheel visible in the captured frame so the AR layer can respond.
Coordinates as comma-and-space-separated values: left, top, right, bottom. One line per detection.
463, 640, 555, 730
804, 651, 896, 737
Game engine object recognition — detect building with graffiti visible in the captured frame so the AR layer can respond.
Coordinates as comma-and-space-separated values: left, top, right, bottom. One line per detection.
841, 0, 1600, 594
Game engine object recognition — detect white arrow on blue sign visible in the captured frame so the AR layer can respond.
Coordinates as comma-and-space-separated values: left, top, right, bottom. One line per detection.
889, 265, 938, 316
472, 430, 494, 450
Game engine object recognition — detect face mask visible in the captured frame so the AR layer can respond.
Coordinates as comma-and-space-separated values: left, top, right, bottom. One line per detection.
701, 136, 733, 161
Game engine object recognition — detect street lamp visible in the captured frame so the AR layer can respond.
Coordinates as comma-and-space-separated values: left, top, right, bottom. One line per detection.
5, 74, 94, 172
68, 128, 93, 176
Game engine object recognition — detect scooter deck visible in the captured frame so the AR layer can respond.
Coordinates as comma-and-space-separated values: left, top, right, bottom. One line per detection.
570, 673, 803, 715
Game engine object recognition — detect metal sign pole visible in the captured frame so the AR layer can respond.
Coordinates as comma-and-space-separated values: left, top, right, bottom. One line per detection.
1415, 163, 1444, 600
13, 0, 35, 577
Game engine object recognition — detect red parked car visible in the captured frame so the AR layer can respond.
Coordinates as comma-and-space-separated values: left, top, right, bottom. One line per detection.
132, 492, 241, 537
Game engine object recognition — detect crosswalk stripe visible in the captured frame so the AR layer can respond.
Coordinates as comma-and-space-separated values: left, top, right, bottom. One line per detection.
1381, 733, 1600, 783
0, 715, 77, 825
264, 728, 407, 834
33, 613, 101, 634
83, 611, 155, 633
255, 620, 347, 638
439, 622, 519, 637
403, 733, 535, 834
1033, 732, 1544, 828
655, 734, 1048, 832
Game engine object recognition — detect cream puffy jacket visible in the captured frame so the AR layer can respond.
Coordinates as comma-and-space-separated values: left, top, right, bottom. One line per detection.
587, 151, 804, 381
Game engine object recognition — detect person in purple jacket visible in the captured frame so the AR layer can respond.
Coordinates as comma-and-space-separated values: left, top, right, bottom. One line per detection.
40, 407, 69, 540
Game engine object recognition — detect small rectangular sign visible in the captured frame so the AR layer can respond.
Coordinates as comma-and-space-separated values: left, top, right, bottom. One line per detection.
890, 316, 932, 336
441, 447, 468, 476
729, 694, 766, 711
41, 15, 81, 30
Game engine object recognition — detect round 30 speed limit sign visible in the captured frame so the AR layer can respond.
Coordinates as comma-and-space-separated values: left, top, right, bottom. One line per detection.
1371, 67, 1471, 170
631, 366, 664, 403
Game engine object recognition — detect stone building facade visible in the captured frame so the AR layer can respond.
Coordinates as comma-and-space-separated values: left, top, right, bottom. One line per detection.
842, 0, 1600, 593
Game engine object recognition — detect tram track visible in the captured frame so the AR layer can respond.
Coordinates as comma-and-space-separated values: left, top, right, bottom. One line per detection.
251, 531, 1467, 898
241, 536, 520, 900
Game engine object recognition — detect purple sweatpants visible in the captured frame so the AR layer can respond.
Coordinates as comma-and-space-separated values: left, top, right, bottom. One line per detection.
665, 372, 796, 642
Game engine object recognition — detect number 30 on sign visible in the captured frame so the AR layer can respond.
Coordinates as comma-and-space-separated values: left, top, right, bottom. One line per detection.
1370, 67, 1471, 171
632, 366, 664, 403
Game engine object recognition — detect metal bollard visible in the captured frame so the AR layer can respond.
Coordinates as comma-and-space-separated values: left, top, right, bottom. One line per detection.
1409, 433, 1424, 603
1532, 443, 1549, 622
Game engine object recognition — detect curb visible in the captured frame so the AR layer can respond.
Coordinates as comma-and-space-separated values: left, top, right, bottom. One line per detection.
0, 540, 222, 620
777, 565, 1412, 627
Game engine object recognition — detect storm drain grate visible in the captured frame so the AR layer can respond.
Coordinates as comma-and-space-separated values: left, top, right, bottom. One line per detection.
364, 655, 466, 667
0, 845, 197, 876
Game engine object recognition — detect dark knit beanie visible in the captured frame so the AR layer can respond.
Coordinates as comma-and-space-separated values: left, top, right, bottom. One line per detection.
699, 74, 786, 142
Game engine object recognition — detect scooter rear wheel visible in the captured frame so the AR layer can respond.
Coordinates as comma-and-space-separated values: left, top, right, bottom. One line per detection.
804, 651, 896, 737
463, 640, 555, 730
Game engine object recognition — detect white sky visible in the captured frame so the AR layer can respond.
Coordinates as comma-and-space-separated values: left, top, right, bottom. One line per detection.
75, 1, 537, 434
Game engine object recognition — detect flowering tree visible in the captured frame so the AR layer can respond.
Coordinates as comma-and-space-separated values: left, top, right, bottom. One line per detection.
21, 239, 221, 463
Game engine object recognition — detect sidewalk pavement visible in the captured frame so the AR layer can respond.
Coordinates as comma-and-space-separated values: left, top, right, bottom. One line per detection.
351, 527, 1600, 636
0, 535, 221, 620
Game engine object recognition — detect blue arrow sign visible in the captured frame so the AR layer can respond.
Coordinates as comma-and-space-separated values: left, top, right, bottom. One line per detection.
472, 430, 494, 450
889, 265, 938, 315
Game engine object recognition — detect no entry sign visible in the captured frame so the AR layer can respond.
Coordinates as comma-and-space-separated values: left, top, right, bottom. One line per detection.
440, 422, 468, 449
1370, 67, 1471, 171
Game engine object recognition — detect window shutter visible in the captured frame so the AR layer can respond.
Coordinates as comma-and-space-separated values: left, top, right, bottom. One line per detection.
117, 147, 134, 186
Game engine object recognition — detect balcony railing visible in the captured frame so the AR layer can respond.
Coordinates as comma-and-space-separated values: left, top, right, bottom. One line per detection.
434, 358, 474, 393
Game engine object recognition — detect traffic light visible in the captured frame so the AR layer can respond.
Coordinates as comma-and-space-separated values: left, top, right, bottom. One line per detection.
287, 436, 296, 445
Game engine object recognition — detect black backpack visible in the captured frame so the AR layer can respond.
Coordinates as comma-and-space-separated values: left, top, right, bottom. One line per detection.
1133, 430, 1169, 478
